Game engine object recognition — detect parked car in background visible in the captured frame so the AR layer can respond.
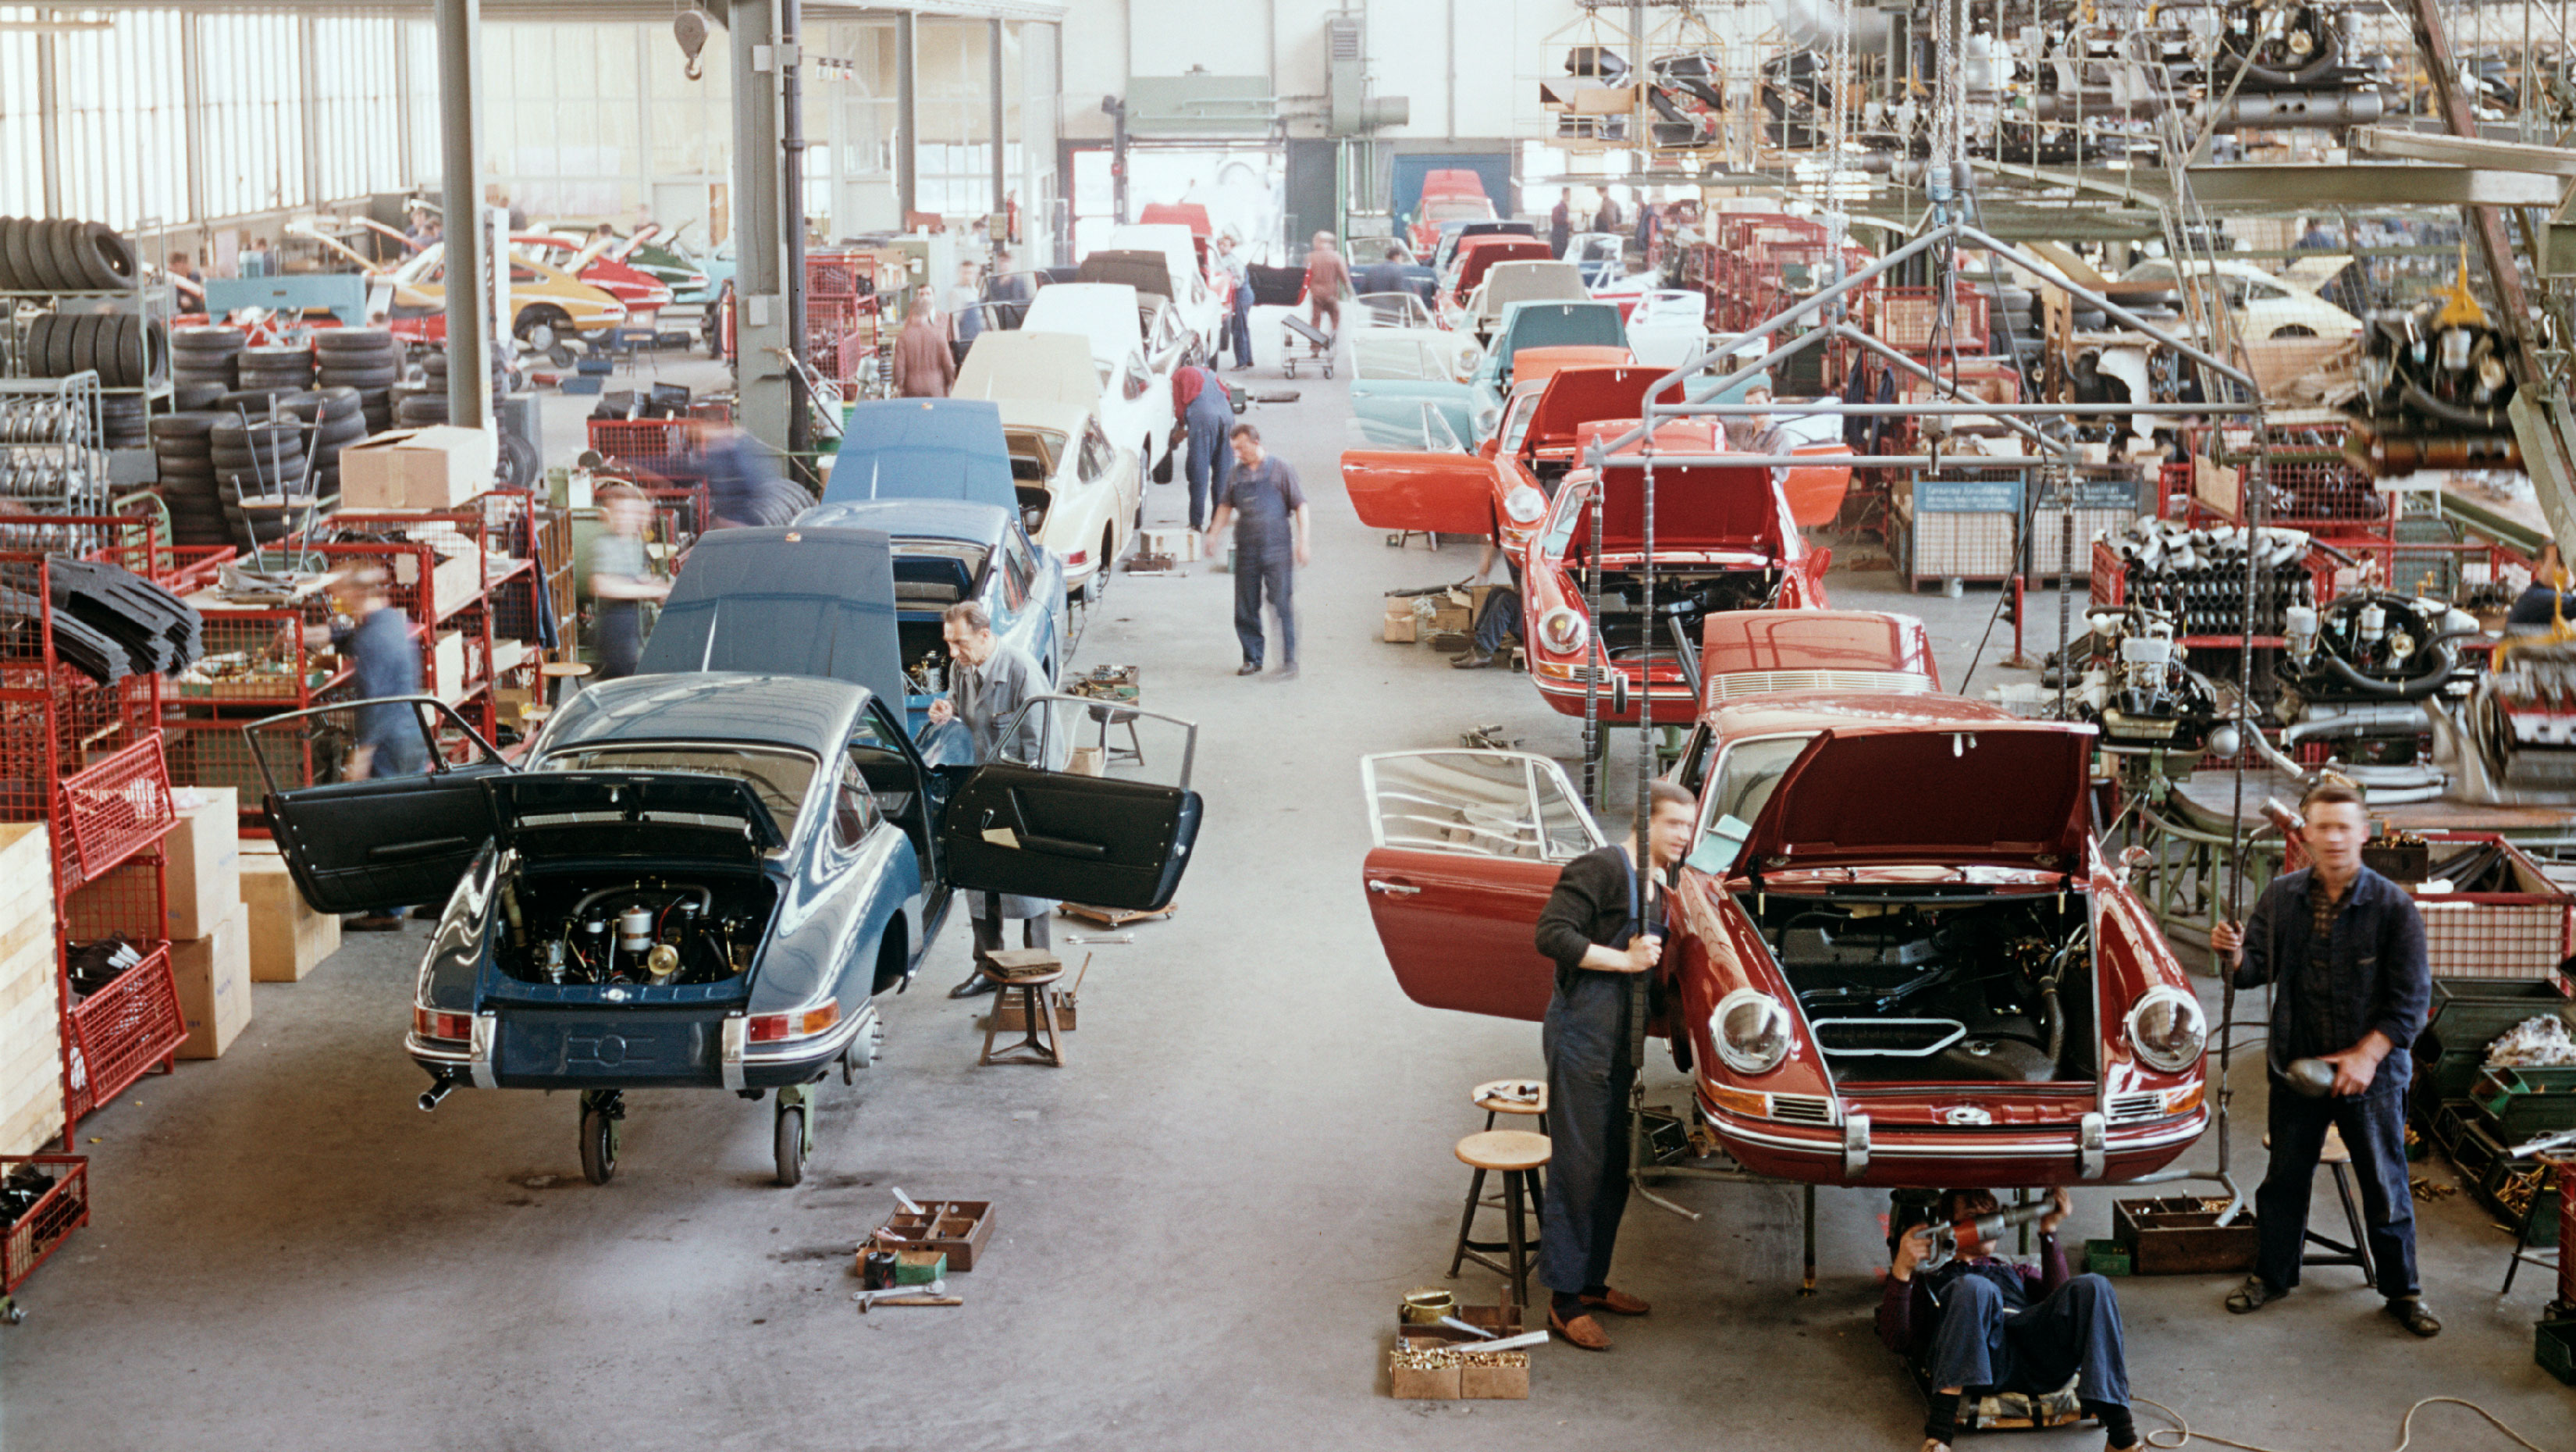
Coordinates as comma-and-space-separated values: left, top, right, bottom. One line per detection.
1101, 224, 1227, 361
513, 233, 673, 321
2117, 257, 2363, 340
1454, 259, 1590, 339
1441, 236, 1558, 315
375, 241, 626, 346
1408, 169, 1500, 255
1429, 219, 1539, 280
1563, 232, 1629, 288
1009, 286, 1181, 482
1621, 288, 1716, 369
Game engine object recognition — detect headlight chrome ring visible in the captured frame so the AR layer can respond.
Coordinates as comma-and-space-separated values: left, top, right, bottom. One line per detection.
1712, 988, 1793, 1076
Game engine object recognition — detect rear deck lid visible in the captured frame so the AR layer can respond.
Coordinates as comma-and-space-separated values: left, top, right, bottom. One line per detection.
638, 525, 906, 710
821, 399, 1016, 511
490, 771, 785, 861
1740, 724, 2094, 873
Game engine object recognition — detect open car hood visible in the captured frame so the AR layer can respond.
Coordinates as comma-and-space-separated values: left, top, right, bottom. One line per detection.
1527, 366, 1683, 454
822, 399, 1016, 511
1591, 458, 1781, 550
1700, 610, 1937, 681
1740, 724, 2094, 873
637, 525, 906, 711
490, 771, 785, 860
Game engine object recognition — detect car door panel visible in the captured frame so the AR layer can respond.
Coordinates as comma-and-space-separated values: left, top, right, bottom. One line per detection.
1359, 749, 1605, 1022
938, 764, 1202, 910
1341, 451, 1501, 534
247, 696, 511, 915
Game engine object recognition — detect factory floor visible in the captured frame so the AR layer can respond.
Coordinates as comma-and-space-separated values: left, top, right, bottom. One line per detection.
5, 324, 2569, 1451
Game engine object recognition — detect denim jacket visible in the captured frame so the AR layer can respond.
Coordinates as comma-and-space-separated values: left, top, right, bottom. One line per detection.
2234, 865, 2429, 1090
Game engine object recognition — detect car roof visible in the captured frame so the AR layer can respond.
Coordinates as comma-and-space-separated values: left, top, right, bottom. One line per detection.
794, 498, 1009, 545
543, 671, 867, 759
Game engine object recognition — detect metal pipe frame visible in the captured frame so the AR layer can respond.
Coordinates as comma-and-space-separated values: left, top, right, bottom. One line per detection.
1651, 401, 2255, 417
1827, 321, 2065, 458
436, 0, 492, 432
1592, 453, 2058, 468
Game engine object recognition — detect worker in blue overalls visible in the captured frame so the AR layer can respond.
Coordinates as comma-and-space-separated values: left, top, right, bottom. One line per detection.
1175, 363, 1233, 532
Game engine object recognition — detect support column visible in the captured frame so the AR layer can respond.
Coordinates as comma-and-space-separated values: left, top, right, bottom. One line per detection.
781, 0, 810, 467
895, 12, 917, 222
990, 20, 1007, 219
34, 33, 59, 217
299, 16, 323, 208
181, 16, 207, 235
730, 0, 793, 452
436, 0, 492, 431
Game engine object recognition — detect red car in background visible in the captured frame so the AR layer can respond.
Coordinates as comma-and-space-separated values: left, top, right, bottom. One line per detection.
1359, 610, 2211, 1190
1443, 236, 1557, 313
514, 233, 674, 320
1343, 361, 1679, 564
1520, 419, 1831, 727
1410, 170, 1500, 256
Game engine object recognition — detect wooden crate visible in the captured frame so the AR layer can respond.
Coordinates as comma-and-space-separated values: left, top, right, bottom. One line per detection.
2113, 1196, 2258, 1275
0, 826, 59, 1158
870, 1198, 996, 1271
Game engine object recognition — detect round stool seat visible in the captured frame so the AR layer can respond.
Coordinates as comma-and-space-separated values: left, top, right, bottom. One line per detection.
979, 963, 1063, 987
1471, 1079, 1547, 1116
540, 661, 592, 678
1456, 1129, 1551, 1173
2259, 1126, 2354, 1165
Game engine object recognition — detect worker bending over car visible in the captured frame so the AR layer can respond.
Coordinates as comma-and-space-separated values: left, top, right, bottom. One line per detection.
1879, 1187, 2139, 1452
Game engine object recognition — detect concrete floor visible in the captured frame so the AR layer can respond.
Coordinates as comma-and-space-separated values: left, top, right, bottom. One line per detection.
5, 319, 2571, 1450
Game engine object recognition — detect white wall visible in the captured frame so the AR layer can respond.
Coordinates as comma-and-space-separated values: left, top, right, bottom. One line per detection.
1056, 0, 1590, 140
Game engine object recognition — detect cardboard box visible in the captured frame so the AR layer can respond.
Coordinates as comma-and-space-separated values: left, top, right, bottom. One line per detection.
428, 550, 483, 614
240, 845, 341, 982
0, 825, 59, 1157
432, 628, 467, 701
338, 426, 497, 510
169, 908, 251, 1060
163, 788, 240, 941
1383, 596, 1420, 643
1068, 746, 1104, 777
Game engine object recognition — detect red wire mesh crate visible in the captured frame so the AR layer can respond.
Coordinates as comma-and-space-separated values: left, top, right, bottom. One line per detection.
0, 1155, 88, 1301
55, 738, 173, 891
585, 418, 698, 479
62, 945, 180, 1121
2283, 831, 2574, 980
1871, 283, 1989, 357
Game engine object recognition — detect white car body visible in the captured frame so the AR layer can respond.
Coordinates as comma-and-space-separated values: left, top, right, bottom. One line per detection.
1623, 290, 1715, 369
956, 329, 1176, 496
998, 397, 1144, 601
1105, 223, 1226, 362
1019, 283, 1181, 476
1454, 260, 1590, 337
2117, 258, 2361, 340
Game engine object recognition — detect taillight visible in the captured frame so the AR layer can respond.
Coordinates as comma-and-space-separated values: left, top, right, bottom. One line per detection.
746, 1000, 839, 1043
413, 1007, 472, 1041
1067, 550, 1089, 566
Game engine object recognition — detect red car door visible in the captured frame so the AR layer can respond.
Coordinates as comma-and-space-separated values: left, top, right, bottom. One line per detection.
1341, 451, 1503, 536
1361, 750, 1605, 1022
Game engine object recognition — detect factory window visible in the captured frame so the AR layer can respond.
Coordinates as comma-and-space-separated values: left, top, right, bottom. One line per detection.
200, 11, 308, 216
52, 10, 187, 233
0, 12, 41, 218
311, 18, 406, 203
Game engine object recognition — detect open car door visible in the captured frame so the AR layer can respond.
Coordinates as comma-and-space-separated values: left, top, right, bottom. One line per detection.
934, 695, 1203, 912
245, 696, 511, 915
1340, 448, 1499, 535
1360, 750, 1604, 1023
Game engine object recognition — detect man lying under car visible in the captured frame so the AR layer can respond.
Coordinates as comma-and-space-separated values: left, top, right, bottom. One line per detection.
1878, 1187, 2140, 1452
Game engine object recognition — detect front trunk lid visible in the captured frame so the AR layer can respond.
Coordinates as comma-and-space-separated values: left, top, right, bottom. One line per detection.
1741, 724, 2095, 874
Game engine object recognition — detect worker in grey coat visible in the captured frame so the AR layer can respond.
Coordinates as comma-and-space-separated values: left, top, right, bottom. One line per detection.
927, 598, 1059, 997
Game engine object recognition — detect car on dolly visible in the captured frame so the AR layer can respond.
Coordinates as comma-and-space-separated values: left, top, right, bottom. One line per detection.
1357, 610, 2210, 1190
1518, 420, 1831, 727
250, 527, 1201, 1188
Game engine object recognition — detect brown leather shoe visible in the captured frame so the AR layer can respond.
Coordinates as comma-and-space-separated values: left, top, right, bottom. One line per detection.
1580, 1286, 1651, 1316
1549, 1306, 1611, 1351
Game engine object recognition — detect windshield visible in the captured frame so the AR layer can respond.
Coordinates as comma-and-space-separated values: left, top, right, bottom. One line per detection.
1539, 482, 1589, 559
1499, 392, 1542, 456
1507, 305, 1627, 355
536, 744, 818, 844
1703, 734, 1817, 835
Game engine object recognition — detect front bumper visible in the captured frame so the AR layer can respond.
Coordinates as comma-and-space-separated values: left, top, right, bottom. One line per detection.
1698, 1093, 2210, 1188
1530, 667, 1700, 725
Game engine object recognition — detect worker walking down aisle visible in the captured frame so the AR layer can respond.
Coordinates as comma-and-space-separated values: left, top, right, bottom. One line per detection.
1176, 363, 1233, 532
1204, 424, 1308, 680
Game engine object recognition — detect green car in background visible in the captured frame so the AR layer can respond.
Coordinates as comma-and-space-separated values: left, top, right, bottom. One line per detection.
1352, 297, 1632, 450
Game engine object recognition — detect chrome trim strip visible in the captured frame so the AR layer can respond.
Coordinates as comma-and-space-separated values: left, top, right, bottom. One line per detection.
405, 1035, 474, 1066
1842, 1112, 1870, 1177
1709, 1108, 2208, 1158
720, 1016, 747, 1091
468, 1012, 497, 1090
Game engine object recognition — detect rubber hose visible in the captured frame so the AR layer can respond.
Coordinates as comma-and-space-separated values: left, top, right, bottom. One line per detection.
2041, 977, 2065, 1069
2400, 380, 2507, 430
2318, 645, 2453, 701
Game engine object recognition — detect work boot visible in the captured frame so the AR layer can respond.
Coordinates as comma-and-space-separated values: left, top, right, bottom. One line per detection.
947, 970, 999, 1000
2224, 1275, 2287, 1314
1450, 649, 1493, 670
2385, 1295, 2441, 1337
1236, 661, 1262, 676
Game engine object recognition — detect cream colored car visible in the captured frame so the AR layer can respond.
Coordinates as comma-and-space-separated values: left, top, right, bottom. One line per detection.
998, 397, 1144, 604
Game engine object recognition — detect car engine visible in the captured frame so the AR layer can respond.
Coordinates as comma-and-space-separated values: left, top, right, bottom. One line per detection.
495, 874, 774, 987
1754, 895, 2094, 1083
1594, 565, 1781, 660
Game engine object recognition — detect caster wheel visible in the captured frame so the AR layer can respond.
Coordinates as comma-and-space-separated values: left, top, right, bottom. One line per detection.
580, 1106, 618, 1184
2, 1301, 23, 1326
774, 1106, 807, 1187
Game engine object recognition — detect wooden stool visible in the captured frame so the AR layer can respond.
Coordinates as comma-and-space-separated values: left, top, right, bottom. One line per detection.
1448, 1130, 1550, 1311
541, 660, 591, 706
1472, 1079, 1548, 1135
2265, 1125, 2374, 1284
977, 948, 1065, 1067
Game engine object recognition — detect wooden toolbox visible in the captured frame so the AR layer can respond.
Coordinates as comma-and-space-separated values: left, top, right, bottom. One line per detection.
2113, 1196, 2258, 1275
872, 1199, 996, 1271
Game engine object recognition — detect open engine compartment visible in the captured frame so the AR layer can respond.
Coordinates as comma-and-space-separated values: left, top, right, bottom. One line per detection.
1745, 890, 2096, 1084
493, 867, 779, 988
1595, 564, 1781, 660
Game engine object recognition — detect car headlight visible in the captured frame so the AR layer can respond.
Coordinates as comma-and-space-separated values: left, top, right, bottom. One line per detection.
2126, 986, 2207, 1073
1473, 404, 1502, 438
1503, 485, 1545, 525
1712, 989, 1793, 1075
1538, 607, 1586, 655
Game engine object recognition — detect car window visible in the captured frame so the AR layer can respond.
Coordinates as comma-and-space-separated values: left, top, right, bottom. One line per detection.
1703, 734, 1817, 835
1499, 393, 1543, 456
537, 743, 819, 844
1080, 421, 1115, 482
1122, 352, 1152, 400
1539, 482, 1589, 560
1003, 528, 1037, 605
831, 754, 877, 848
1370, 753, 1556, 860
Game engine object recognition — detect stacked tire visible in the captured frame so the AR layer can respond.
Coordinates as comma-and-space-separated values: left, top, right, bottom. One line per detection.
396, 343, 512, 428
210, 412, 311, 546
19, 312, 165, 386
148, 412, 229, 547
97, 394, 148, 450
0, 217, 139, 293
314, 328, 400, 435
278, 386, 366, 498
172, 326, 247, 390
236, 344, 313, 393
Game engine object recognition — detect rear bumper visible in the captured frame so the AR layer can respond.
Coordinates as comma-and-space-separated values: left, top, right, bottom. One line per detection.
1698, 1094, 2209, 1188
410, 1003, 867, 1092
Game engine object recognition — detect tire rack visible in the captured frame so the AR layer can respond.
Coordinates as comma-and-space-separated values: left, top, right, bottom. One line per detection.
0, 259, 176, 487
0, 375, 113, 531
0, 552, 184, 1148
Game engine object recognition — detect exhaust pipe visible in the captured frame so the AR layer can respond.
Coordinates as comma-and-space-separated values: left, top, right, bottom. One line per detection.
418, 1077, 461, 1112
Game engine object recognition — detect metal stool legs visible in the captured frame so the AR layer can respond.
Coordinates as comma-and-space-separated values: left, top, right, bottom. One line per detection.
2299, 1162, 2375, 1285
